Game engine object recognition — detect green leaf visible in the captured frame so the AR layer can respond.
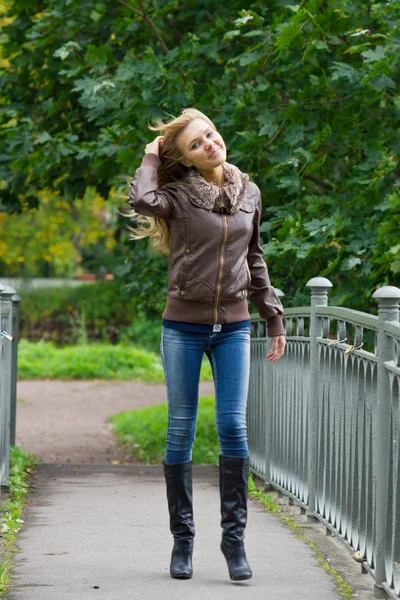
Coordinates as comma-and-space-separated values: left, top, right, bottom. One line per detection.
275, 22, 302, 51
277, 174, 301, 195
389, 244, 400, 255
370, 75, 396, 90
361, 46, 386, 63
53, 41, 81, 61
239, 51, 261, 67
294, 147, 312, 161
330, 61, 361, 84
284, 125, 305, 146
313, 40, 329, 50
222, 30, 241, 41
341, 257, 362, 270
90, 10, 103, 22
346, 43, 371, 54
390, 260, 400, 273
35, 132, 52, 144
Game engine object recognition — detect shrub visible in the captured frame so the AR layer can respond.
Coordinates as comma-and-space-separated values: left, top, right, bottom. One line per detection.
19, 281, 141, 345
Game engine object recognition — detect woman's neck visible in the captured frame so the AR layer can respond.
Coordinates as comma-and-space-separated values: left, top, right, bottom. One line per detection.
198, 165, 224, 187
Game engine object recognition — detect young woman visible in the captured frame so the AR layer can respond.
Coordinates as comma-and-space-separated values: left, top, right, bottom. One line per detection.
128, 108, 285, 582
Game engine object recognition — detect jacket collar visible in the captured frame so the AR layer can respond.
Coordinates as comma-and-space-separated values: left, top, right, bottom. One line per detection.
177, 162, 249, 214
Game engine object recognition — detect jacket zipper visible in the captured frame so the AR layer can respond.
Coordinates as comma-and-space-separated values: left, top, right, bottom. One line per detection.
213, 190, 228, 323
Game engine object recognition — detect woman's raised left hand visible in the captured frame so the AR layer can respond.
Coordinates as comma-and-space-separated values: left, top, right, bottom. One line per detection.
266, 335, 286, 362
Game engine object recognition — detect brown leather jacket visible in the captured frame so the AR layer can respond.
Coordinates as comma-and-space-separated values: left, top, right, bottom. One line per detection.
129, 154, 284, 337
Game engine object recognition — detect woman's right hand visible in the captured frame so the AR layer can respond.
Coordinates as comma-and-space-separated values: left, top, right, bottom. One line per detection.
145, 136, 164, 157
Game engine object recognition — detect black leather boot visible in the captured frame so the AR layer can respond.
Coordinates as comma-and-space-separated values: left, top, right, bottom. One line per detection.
163, 461, 195, 579
219, 455, 252, 581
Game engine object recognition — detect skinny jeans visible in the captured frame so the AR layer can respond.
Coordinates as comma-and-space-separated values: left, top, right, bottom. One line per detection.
160, 325, 251, 465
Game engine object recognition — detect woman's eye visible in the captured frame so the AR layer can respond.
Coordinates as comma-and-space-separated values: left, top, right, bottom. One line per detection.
191, 131, 213, 150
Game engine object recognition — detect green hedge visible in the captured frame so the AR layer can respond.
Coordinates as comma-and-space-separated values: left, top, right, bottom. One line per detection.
19, 281, 162, 350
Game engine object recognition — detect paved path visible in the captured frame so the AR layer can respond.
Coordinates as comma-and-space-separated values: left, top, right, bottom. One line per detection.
9, 464, 341, 600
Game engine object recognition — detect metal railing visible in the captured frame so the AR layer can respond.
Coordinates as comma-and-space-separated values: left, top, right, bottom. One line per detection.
248, 277, 400, 599
0, 284, 20, 490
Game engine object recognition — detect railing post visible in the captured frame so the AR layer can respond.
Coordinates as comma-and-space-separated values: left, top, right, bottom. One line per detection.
0, 285, 16, 490
305, 276, 333, 519
372, 285, 400, 598
0, 283, 5, 490
10, 293, 21, 447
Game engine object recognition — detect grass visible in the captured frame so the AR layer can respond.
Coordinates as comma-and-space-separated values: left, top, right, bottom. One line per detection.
18, 340, 213, 382
110, 396, 219, 464
0, 447, 38, 596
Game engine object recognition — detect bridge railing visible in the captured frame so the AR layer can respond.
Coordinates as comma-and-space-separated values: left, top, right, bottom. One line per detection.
248, 277, 400, 599
0, 284, 20, 490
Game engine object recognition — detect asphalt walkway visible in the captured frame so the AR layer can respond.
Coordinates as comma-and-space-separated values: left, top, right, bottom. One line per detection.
7, 464, 344, 600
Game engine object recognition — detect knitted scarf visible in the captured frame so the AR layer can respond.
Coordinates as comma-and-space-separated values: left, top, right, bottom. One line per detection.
177, 162, 249, 214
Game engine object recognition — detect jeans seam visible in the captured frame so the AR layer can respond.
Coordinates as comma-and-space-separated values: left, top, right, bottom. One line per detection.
161, 328, 172, 463
208, 347, 219, 434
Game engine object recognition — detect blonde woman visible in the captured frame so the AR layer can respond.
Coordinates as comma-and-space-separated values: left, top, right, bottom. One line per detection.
128, 108, 285, 582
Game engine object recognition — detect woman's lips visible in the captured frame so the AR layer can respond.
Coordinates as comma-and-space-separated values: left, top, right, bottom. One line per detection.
209, 147, 221, 158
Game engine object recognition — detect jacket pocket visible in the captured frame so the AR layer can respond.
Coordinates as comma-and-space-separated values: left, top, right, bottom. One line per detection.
222, 268, 248, 303
178, 253, 190, 292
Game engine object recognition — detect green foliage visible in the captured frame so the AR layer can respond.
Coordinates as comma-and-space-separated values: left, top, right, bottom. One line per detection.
115, 239, 168, 320
119, 319, 162, 354
19, 275, 166, 347
17, 339, 213, 382
110, 396, 219, 464
0, 188, 119, 278
1, 1, 399, 310
0, 447, 37, 595
19, 281, 137, 344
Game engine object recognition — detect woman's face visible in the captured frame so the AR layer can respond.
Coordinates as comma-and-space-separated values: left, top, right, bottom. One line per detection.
177, 118, 227, 172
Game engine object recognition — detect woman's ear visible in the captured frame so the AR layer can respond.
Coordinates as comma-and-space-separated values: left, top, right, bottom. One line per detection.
181, 158, 192, 167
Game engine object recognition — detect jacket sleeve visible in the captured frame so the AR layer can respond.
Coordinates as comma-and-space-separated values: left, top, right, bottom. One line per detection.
129, 153, 174, 219
247, 187, 285, 337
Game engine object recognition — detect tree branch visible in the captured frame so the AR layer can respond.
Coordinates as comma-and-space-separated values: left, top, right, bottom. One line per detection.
303, 174, 334, 190
137, 0, 169, 54
116, 0, 143, 18
117, 0, 169, 53
263, 118, 286, 148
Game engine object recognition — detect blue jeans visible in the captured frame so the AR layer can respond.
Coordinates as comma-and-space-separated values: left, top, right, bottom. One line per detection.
160, 325, 251, 465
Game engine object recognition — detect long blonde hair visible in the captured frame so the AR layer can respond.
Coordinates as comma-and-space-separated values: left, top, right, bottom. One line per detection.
128, 108, 216, 253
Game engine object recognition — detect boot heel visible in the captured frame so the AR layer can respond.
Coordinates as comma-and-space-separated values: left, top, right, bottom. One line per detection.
221, 538, 252, 581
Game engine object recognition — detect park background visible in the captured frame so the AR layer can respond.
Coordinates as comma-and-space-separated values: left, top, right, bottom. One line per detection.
0, 3, 400, 595
0, 0, 399, 447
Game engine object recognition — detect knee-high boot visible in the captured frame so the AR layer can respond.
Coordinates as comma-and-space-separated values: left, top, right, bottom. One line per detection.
163, 461, 195, 579
219, 455, 252, 581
